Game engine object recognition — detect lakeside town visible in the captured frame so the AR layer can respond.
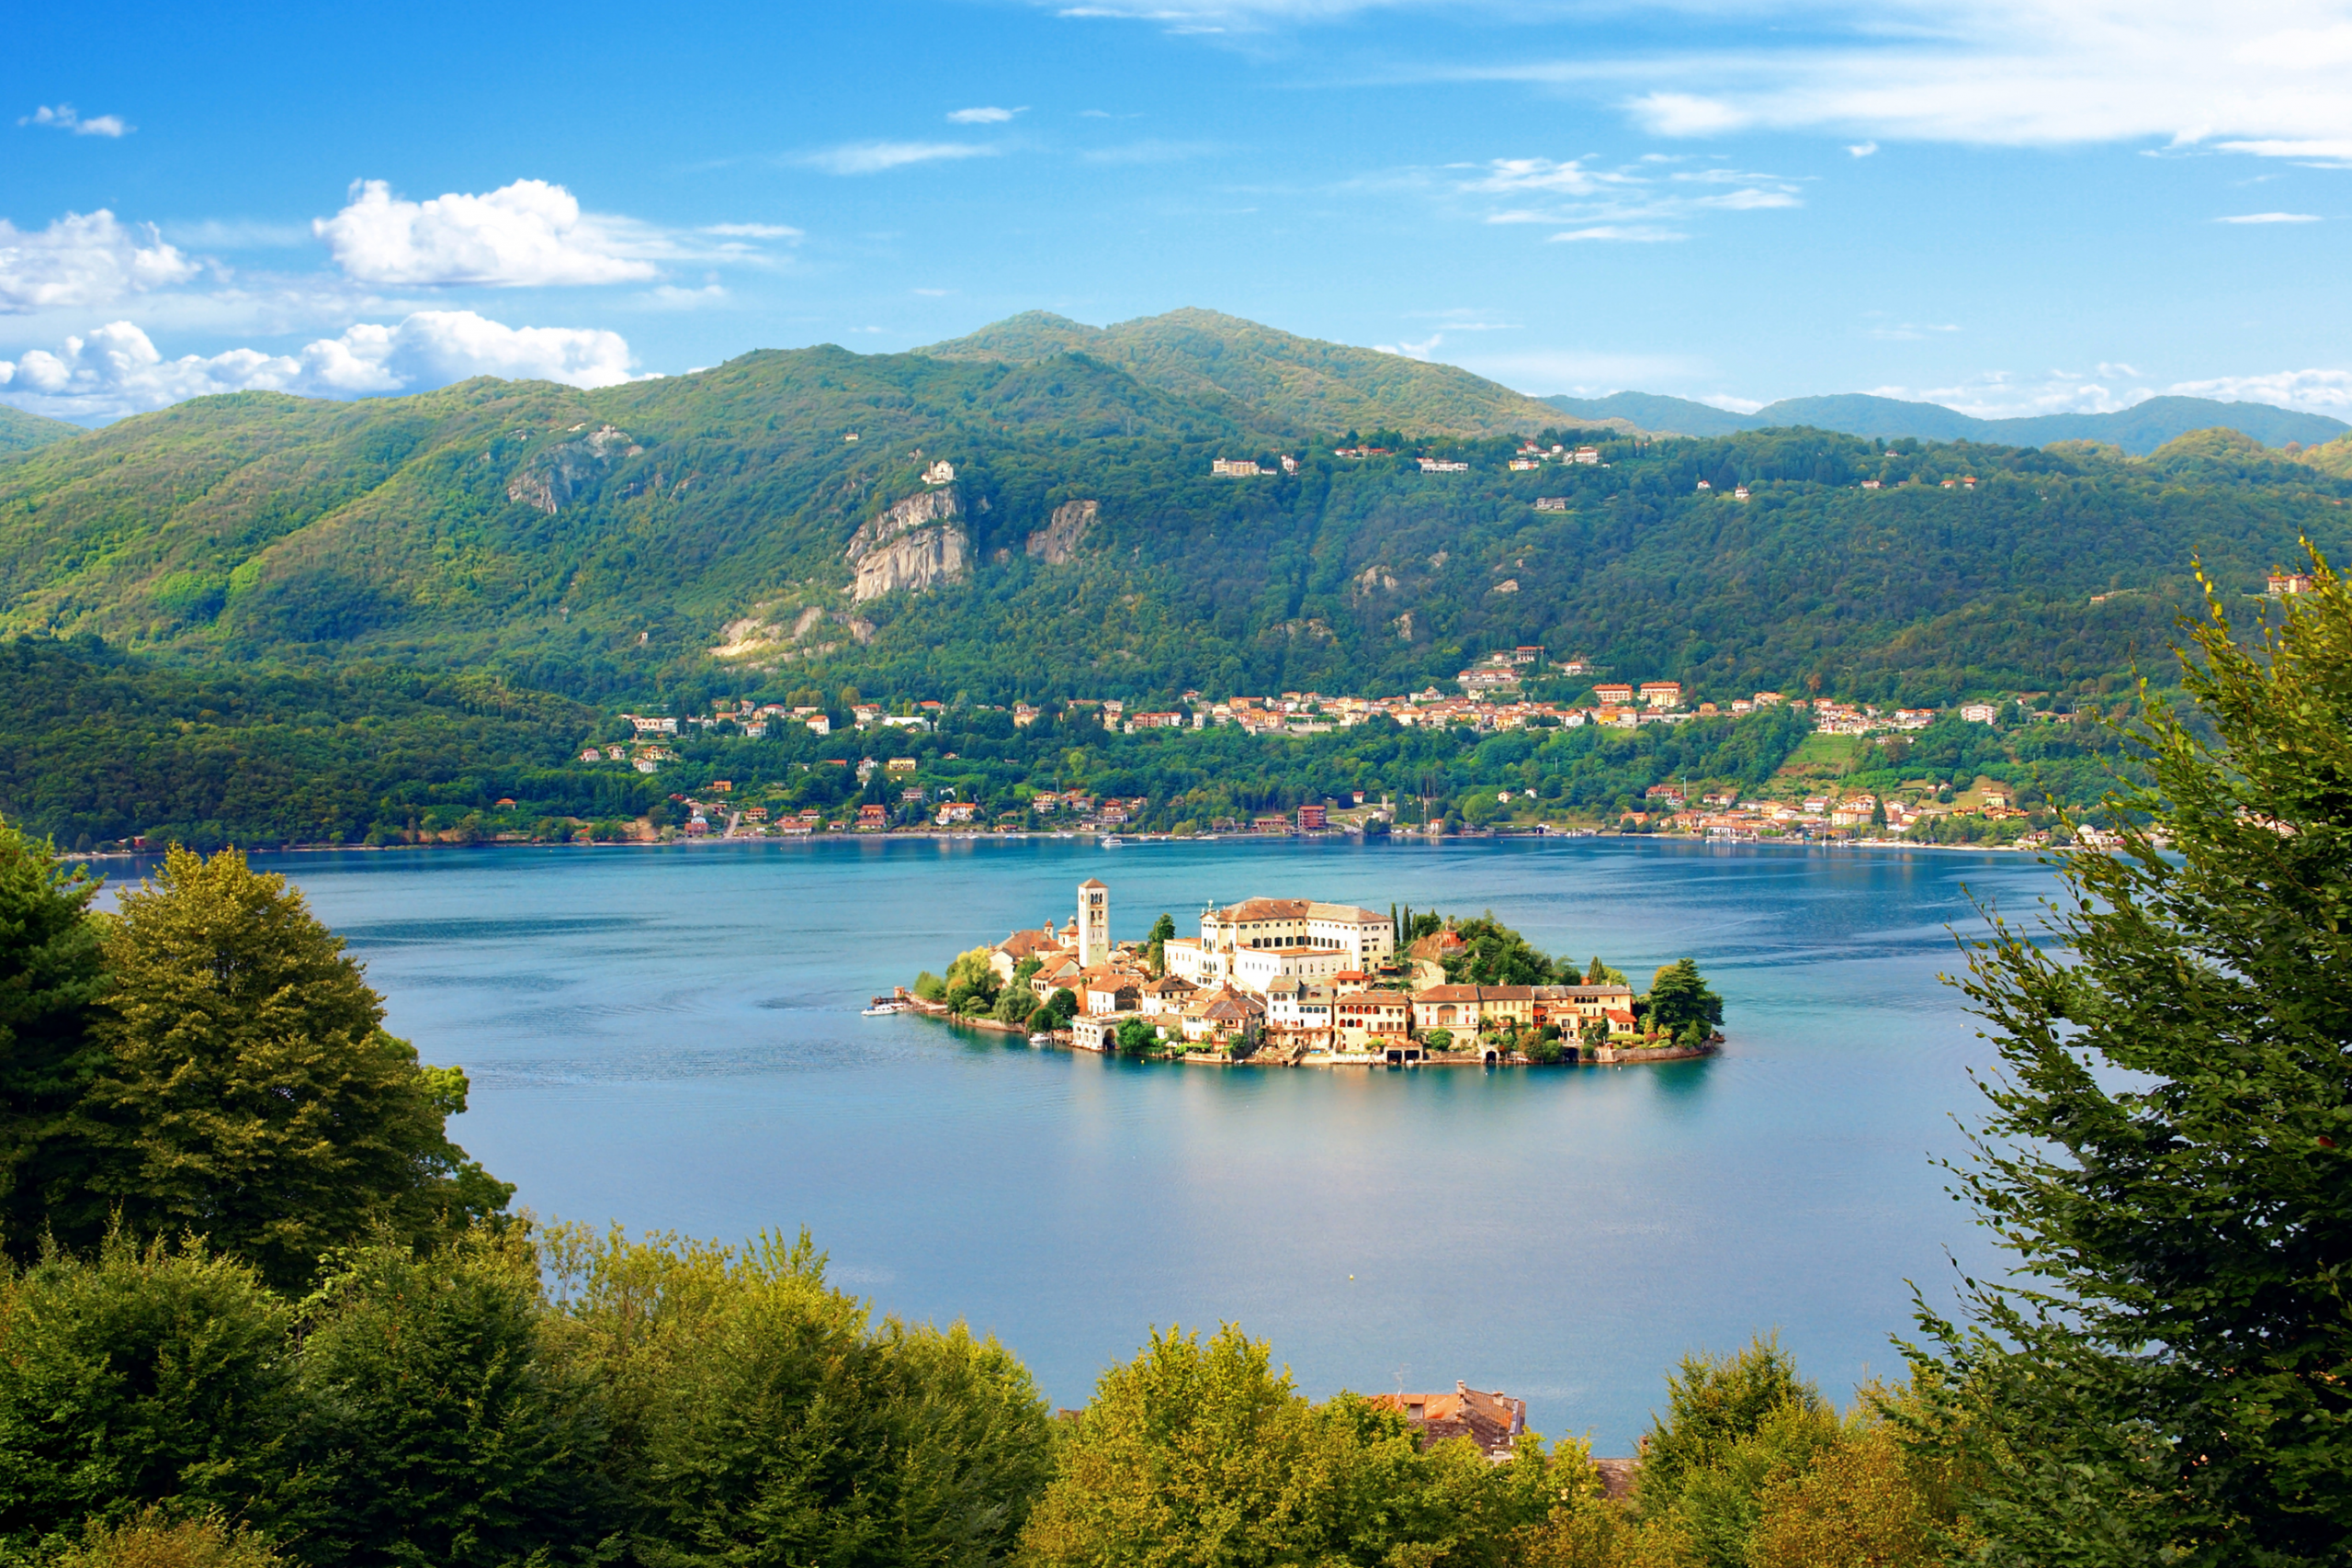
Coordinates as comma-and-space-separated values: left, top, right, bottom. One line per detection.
594, 667, 2119, 853
897, 878, 1724, 1068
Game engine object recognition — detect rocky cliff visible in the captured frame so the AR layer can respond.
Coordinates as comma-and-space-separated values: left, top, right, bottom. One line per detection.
1024, 499, 1098, 564
846, 487, 969, 602
505, 423, 640, 513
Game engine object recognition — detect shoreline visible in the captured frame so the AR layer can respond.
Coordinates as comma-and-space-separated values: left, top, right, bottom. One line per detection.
65, 830, 2056, 865
907, 1002, 1724, 1070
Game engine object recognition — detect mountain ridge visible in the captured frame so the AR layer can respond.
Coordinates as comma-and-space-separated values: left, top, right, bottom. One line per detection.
1542, 388, 2347, 455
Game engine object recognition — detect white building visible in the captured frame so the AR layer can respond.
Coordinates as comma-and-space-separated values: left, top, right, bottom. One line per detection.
1167, 897, 1395, 987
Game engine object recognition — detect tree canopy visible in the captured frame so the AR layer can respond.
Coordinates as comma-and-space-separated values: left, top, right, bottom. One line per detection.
1912, 552, 2352, 1561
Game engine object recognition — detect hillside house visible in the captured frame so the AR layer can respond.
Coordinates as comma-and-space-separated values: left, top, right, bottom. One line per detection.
1365, 1384, 1528, 1461
1212, 457, 1267, 477
2269, 570, 2316, 594
1640, 682, 1684, 709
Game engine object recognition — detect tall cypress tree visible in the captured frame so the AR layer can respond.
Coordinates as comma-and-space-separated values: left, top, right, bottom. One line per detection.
1913, 558, 2352, 1562
73, 846, 510, 1291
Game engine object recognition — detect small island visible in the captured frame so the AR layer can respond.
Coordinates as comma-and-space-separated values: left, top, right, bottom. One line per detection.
905, 879, 1724, 1066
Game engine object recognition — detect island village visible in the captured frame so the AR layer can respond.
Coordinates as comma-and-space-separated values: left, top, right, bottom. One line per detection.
899, 879, 1720, 1068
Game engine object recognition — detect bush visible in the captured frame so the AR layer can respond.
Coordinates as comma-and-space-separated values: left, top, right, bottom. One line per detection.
912, 972, 945, 1002
51, 1509, 284, 1568
0, 1234, 295, 1561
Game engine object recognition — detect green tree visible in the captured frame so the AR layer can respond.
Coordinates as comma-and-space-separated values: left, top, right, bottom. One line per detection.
1442, 915, 1556, 987
539, 1224, 1051, 1568
1113, 1017, 1159, 1056
1019, 1323, 1555, 1568
0, 1233, 295, 1561
1643, 960, 1724, 1041
285, 1230, 617, 1568
72, 847, 510, 1291
1146, 913, 1176, 976
1909, 557, 2352, 1563
0, 818, 108, 1259
1576, 955, 1629, 987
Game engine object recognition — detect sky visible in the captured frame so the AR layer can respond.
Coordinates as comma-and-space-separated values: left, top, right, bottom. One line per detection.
6, 0, 2351, 425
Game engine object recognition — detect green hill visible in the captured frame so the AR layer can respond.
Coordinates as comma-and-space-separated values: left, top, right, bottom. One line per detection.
2, 324, 2347, 714
0, 404, 86, 456
1542, 391, 1748, 437
916, 308, 1603, 439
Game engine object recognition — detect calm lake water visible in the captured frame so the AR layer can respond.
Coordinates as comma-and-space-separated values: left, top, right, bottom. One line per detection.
144, 837, 2062, 1450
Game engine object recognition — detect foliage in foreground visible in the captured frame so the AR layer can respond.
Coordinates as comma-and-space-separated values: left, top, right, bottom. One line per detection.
0, 831, 510, 1288
1911, 549, 2352, 1562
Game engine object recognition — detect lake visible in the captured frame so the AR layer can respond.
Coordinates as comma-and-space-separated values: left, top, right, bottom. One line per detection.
165, 835, 2060, 1451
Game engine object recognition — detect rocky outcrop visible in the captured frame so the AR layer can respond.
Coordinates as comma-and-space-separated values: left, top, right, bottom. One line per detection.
505, 423, 641, 513
710, 603, 875, 661
847, 488, 968, 603
1024, 499, 1098, 564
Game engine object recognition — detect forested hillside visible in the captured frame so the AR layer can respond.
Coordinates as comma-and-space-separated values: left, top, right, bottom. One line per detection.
2, 330, 2346, 712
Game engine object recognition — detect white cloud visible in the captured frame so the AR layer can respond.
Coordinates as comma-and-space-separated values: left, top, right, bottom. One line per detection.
2166, 367, 2352, 413
799, 141, 999, 175
2215, 139, 2352, 161
1365, 2, 2352, 160
1847, 141, 1878, 157
2215, 210, 2322, 222
0, 210, 198, 313
1460, 156, 1623, 196
1697, 393, 1768, 413
948, 106, 1025, 123
315, 179, 666, 287
1549, 225, 1685, 242
20, 104, 130, 137
1453, 154, 1796, 239
1374, 333, 1444, 357
0, 310, 638, 423
701, 221, 802, 239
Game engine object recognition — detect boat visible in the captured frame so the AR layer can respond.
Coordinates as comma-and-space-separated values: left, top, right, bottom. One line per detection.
862, 997, 911, 1016
1100, 835, 1123, 848
1028, 1032, 1053, 1047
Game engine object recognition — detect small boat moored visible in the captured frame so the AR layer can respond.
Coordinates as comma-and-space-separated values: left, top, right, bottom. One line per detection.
863, 997, 912, 1016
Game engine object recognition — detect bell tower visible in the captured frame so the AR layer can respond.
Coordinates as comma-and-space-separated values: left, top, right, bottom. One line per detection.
1078, 879, 1110, 967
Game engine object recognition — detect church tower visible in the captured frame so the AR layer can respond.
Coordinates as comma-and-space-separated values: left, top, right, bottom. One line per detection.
1078, 879, 1110, 967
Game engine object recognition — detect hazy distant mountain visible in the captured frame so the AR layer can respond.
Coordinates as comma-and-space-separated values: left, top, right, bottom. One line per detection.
1548, 387, 2349, 456
0, 404, 86, 455
918, 309, 1623, 439
1540, 392, 1750, 438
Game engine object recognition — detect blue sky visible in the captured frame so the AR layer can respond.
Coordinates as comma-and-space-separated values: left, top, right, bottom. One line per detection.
6, 0, 2350, 424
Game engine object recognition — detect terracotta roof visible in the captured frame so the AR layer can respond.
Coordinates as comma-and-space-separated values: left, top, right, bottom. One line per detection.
1364, 1382, 1526, 1461
1079, 878, 1107, 889
1213, 897, 1312, 921
1304, 901, 1385, 923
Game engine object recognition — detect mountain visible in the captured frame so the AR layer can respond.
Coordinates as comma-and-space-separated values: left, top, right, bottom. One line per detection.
2, 327, 2347, 717
1540, 392, 1750, 438
0, 404, 86, 455
1561, 385, 2351, 454
1741, 393, 2349, 453
916, 308, 1617, 439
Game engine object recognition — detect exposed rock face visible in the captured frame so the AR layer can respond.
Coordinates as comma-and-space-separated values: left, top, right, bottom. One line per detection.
710, 603, 876, 661
847, 488, 969, 602
505, 423, 640, 513
1352, 565, 1397, 597
1024, 499, 1098, 564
